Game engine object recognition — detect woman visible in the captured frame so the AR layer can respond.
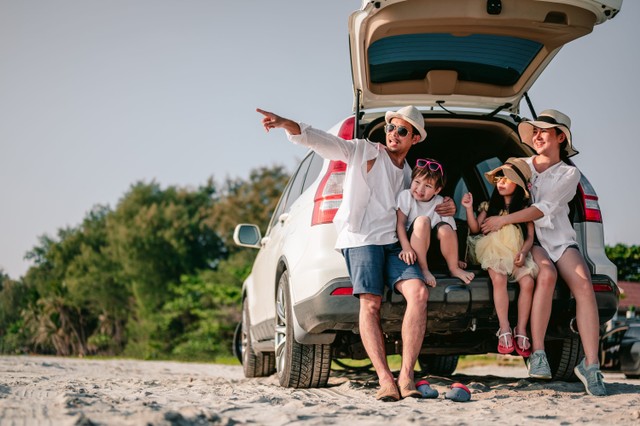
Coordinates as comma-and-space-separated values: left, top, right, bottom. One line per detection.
481, 110, 606, 396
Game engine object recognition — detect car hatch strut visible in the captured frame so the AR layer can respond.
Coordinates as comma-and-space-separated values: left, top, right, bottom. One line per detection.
523, 91, 537, 119
486, 102, 512, 117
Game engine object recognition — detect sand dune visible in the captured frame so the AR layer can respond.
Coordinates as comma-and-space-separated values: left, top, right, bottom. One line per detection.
1, 355, 639, 425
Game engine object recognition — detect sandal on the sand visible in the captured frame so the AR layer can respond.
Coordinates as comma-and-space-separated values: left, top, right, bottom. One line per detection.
514, 328, 532, 357
415, 380, 439, 399
398, 380, 422, 399
496, 328, 514, 354
444, 383, 471, 402
375, 383, 400, 402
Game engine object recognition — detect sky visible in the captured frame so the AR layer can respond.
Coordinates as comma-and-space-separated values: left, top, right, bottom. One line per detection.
1, 0, 639, 279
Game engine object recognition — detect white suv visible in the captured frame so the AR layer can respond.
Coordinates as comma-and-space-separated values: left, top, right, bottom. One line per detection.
234, 0, 622, 388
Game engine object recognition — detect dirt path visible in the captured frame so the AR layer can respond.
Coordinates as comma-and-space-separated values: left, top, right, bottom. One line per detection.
1, 355, 639, 425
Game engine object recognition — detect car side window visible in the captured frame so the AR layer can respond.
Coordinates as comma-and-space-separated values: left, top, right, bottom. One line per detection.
302, 153, 323, 194
283, 153, 314, 212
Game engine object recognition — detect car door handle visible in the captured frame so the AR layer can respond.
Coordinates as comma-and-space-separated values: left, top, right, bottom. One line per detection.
278, 213, 289, 224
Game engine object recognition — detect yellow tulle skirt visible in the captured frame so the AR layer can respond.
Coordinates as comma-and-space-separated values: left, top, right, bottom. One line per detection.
472, 224, 538, 281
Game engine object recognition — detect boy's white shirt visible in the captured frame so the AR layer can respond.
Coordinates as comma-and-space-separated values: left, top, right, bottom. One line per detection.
524, 156, 580, 261
397, 190, 457, 230
288, 124, 411, 249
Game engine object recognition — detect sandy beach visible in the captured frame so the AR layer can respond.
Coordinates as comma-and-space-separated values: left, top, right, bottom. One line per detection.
1, 355, 639, 425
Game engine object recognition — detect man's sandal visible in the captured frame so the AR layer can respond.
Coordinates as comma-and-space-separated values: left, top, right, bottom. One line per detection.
398, 380, 422, 399
375, 383, 400, 402
496, 328, 514, 354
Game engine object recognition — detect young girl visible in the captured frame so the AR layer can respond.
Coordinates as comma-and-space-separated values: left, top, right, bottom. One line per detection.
481, 109, 606, 396
462, 157, 538, 356
396, 159, 474, 286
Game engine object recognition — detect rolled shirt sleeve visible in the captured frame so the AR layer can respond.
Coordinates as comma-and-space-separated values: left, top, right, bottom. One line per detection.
287, 123, 356, 162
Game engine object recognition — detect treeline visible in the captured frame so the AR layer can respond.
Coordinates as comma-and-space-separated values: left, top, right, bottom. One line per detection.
606, 244, 640, 282
1, 171, 638, 361
0, 166, 289, 361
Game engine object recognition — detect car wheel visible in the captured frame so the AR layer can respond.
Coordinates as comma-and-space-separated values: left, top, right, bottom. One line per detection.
546, 334, 583, 381
241, 297, 275, 378
418, 354, 459, 376
232, 321, 242, 364
275, 270, 332, 388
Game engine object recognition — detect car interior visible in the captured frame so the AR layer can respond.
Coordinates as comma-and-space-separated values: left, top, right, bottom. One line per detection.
362, 113, 538, 271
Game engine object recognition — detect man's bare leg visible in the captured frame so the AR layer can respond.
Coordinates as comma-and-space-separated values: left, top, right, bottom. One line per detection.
358, 294, 395, 387
395, 279, 428, 391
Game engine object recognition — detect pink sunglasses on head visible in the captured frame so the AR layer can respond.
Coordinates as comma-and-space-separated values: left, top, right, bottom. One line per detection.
415, 158, 443, 175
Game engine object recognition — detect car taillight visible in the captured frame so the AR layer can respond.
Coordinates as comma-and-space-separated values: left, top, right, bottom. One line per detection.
330, 287, 353, 296
311, 117, 354, 226
593, 284, 613, 293
578, 178, 602, 223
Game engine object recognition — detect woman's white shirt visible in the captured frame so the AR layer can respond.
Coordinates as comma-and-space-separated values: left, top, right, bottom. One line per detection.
525, 156, 581, 261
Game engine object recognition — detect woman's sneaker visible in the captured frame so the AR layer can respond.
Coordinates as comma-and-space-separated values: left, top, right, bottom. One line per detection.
574, 358, 607, 396
527, 350, 552, 379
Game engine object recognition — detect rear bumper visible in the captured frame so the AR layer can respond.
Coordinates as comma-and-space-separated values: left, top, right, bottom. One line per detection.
293, 272, 619, 337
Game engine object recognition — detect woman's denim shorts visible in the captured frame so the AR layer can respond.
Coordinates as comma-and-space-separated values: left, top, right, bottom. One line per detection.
342, 242, 424, 297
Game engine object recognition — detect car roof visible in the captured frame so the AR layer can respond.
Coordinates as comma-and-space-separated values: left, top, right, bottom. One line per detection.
348, 0, 622, 114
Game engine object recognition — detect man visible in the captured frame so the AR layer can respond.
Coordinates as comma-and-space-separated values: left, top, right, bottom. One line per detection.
257, 106, 455, 401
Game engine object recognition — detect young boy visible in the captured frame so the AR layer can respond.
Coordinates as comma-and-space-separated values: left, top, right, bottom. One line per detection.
396, 158, 474, 286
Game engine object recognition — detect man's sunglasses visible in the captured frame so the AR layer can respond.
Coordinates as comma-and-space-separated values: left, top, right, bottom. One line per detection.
415, 158, 443, 175
384, 123, 412, 138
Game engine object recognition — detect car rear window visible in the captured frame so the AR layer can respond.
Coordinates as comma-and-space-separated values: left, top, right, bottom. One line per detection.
368, 33, 542, 86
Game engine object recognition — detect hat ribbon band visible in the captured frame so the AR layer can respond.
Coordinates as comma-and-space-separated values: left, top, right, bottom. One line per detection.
536, 115, 560, 125
505, 164, 528, 187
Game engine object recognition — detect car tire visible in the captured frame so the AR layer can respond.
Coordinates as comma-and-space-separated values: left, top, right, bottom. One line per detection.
275, 271, 332, 388
241, 297, 275, 378
418, 354, 459, 376
232, 321, 243, 364
546, 334, 583, 381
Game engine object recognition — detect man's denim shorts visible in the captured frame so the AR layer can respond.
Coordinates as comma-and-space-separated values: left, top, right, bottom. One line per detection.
342, 242, 424, 297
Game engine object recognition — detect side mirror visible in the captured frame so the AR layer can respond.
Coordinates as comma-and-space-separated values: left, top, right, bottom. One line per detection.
233, 224, 262, 248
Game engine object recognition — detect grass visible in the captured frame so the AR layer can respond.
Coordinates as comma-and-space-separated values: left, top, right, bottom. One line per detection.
332, 354, 523, 372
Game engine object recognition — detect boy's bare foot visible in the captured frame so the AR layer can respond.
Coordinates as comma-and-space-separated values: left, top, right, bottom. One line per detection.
422, 270, 436, 287
450, 267, 474, 284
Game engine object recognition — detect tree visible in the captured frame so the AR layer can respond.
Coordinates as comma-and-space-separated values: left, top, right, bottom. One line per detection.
11, 165, 290, 359
606, 244, 640, 282
0, 271, 33, 353
106, 180, 226, 358
208, 165, 289, 250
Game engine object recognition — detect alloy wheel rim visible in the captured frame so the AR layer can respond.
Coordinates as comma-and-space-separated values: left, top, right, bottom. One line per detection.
275, 282, 287, 375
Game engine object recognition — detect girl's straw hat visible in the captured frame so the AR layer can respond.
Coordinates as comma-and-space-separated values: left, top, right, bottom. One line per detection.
484, 157, 531, 198
518, 109, 578, 157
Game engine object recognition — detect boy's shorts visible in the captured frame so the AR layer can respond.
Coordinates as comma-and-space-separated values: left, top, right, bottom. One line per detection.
342, 242, 424, 297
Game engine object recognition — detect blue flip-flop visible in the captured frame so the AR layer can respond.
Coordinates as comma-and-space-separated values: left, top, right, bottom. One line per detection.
444, 383, 471, 402
415, 379, 439, 399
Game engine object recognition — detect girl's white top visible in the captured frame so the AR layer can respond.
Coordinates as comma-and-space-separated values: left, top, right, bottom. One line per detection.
525, 156, 580, 261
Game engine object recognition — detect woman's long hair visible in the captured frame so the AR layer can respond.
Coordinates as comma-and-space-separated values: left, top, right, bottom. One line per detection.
487, 182, 529, 238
